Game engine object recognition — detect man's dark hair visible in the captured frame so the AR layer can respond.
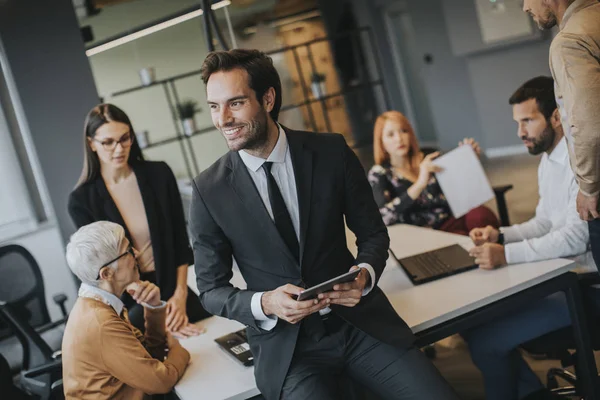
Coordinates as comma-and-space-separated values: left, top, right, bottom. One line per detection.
201, 49, 282, 121
509, 76, 557, 120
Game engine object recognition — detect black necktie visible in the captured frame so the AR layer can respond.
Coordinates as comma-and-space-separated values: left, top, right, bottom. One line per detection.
262, 162, 299, 261
262, 162, 326, 341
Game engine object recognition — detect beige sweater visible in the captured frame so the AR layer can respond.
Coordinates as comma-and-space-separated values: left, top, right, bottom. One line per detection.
62, 298, 190, 399
550, 0, 600, 195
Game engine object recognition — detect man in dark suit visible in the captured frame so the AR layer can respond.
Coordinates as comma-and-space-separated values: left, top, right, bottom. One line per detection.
190, 49, 458, 400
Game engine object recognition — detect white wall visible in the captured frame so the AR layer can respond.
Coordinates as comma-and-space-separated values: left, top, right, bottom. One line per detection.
88, 17, 227, 179
338, 0, 553, 153
84, 0, 284, 180
0, 102, 36, 241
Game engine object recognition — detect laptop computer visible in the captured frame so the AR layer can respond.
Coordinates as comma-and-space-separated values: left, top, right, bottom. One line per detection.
214, 329, 254, 367
392, 244, 478, 285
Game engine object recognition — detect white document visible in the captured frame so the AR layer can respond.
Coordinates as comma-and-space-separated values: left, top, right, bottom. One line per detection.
432, 145, 494, 219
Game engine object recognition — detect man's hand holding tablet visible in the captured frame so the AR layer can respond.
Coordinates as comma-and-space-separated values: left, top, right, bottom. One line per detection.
316, 266, 370, 307
260, 266, 370, 324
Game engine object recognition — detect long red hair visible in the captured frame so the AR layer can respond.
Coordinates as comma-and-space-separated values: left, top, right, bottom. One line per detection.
373, 111, 421, 169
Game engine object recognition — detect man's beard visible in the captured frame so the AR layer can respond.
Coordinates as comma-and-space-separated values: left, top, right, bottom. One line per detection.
536, 9, 557, 30
526, 123, 556, 155
224, 109, 269, 152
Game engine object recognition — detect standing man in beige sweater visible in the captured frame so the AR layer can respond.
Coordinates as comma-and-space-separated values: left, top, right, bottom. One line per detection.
522, 0, 600, 269
61, 221, 190, 399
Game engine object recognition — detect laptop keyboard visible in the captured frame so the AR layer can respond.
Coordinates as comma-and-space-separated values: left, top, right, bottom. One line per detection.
410, 252, 452, 275
396, 244, 478, 285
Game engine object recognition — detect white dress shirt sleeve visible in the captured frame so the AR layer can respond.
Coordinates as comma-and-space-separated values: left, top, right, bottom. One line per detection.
358, 263, 376, 295
504, 180, 589, 264
251, 292, 278, 331
501, 177, 552, 243
250, 263, 375, 330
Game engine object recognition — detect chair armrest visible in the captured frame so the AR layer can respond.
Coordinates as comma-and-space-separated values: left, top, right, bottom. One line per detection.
52, 293, 68, 319
22, 359, 62, 379
36, 318, 67, 335
492, 184, 514, 227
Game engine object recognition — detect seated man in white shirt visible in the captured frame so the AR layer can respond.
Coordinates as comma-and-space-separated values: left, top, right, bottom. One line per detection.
463, 76, 595, 400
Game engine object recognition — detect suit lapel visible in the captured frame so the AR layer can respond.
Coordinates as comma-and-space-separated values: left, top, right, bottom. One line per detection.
285, 128, 313, 268
227, 152, 298, 265
95, 179, 129, 238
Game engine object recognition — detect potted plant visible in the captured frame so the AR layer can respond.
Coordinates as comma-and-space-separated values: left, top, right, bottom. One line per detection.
176, 100, 200, 136
310, 72, 326, 99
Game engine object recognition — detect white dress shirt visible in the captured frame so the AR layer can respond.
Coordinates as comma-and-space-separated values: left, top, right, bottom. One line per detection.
238, 125, 375, 330
502, 137, 594, 269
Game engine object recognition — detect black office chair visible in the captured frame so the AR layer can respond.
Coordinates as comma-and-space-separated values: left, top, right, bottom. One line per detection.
0, 302, 64, 399
0, 244, 68, 373
421, 146, 513, 226
520, 273, 600, 398
0, 352, 29, 400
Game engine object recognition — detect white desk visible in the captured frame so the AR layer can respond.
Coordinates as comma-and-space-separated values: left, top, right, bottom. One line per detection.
174, 317, 259, 400
347, 225, 575, 333
176, 224, 596, 400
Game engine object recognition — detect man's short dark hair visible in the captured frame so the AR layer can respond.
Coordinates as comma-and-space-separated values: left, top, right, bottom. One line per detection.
201, 49, 282, 121
509, 76, 557, 120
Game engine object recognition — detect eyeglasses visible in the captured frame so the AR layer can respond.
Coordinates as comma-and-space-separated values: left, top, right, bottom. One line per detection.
93, 132, 133, 151
96, 246, 135, 280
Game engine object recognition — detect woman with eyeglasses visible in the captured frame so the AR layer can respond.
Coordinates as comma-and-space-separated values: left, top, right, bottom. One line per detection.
68, 103, 208, 338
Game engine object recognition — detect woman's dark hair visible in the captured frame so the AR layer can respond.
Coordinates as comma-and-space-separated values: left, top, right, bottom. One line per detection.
76, 103, 144, 187
509, 76, 557, 120
200, 49, 282, 121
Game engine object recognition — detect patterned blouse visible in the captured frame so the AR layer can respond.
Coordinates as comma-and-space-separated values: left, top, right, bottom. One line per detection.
368, 163, 451, 228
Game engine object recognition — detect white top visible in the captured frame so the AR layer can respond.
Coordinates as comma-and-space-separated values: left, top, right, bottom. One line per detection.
238, 126, 375, 330
501, 138, 594, 268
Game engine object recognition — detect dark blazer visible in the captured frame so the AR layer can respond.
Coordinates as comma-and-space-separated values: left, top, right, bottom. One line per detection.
68, 161, 193, 300
189, 128, 415, 400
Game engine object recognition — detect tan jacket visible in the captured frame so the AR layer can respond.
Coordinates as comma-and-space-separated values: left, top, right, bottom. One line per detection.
62, 297, 190, 399
549, 0, 600, 196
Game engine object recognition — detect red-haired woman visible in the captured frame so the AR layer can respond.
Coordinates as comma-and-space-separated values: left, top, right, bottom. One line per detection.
368, 111, 499, 235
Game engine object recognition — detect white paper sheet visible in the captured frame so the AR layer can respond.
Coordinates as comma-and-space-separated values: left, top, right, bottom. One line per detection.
432, 145, 494, 219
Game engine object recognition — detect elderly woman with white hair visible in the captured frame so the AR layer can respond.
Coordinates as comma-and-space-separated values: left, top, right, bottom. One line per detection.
61, 221, 190, 400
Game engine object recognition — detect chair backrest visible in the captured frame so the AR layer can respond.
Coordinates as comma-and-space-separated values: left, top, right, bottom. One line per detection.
0, 244, 51, 340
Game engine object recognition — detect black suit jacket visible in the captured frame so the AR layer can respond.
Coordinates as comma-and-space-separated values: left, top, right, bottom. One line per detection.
68, 161, 193, 300
189, 128, 415, 399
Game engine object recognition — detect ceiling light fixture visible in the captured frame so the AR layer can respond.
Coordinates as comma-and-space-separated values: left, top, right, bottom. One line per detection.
86, 0, 231, 57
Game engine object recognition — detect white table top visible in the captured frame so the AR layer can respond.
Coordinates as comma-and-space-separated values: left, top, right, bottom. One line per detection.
174, 316, 259, 400
177, 224, 575, 400
352, 225, 575, 332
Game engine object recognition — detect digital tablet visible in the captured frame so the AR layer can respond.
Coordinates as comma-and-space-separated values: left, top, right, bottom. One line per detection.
295, 269, 361, 301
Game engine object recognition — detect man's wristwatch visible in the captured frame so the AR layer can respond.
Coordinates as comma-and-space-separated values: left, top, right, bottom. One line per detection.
497, 232, 504, 245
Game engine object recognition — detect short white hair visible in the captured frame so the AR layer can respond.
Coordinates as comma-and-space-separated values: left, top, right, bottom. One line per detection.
66, 221, 126, 286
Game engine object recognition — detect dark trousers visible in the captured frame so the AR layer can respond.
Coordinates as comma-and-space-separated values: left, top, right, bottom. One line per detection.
588, 219, 600, 273
124, 271, 210, 332
280, 315, 459, 400
462, 293, 571, 400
